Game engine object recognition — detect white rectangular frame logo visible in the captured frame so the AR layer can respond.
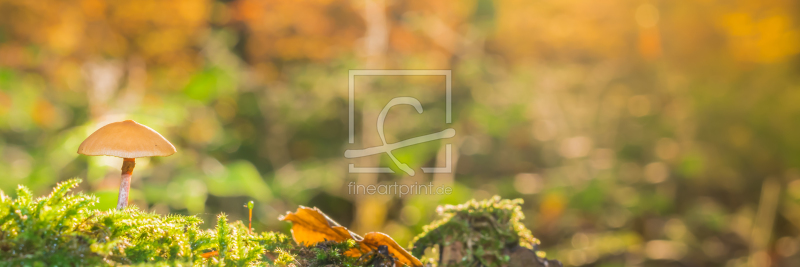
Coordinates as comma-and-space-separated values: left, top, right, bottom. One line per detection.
347, 70, 453, 175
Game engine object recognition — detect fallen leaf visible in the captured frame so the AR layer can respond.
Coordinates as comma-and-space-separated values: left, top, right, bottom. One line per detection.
357, 232, 423, 267
279, 206, 360, 245
201, 250, 219, 258
280, 206, 422, 267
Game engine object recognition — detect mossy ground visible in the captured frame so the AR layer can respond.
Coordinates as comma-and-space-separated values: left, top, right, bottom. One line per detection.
0, 179, 412, 267
410, 196, 551, 267
0, 179, 297, 266
0, 179, 557, 266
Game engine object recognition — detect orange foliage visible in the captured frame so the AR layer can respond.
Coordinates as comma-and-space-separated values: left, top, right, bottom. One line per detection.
280, 206, 422, 267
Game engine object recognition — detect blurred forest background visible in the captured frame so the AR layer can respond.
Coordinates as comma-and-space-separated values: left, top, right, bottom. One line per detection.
1, 0, 800, 266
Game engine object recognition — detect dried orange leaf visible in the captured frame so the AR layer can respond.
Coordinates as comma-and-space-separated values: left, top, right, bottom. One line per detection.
200, 250, 218, 258
281, 206, 422, 267
358, 232, 423, 267
279, 206, 360, 245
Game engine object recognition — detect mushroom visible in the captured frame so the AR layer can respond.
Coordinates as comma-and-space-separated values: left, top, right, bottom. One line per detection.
78, 120, 176, 210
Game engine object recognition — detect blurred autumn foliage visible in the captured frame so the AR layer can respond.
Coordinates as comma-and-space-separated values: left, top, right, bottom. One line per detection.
1, 0, 800, 266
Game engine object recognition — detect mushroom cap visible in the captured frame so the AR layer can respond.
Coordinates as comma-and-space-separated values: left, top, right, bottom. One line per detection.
78, 120, 176, 158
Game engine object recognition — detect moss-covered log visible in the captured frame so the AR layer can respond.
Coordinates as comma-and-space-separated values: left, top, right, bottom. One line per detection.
410, 196, 561, 267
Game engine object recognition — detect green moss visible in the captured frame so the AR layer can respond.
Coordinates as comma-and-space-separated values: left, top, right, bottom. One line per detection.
290, 239, 360, 267
409, 196, 540, 267
288, 239, 404, 267
1, 179, 543, 266
0, 178, 292, 266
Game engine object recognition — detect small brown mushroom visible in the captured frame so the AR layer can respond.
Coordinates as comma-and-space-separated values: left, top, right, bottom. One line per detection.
78, 120, 176, 210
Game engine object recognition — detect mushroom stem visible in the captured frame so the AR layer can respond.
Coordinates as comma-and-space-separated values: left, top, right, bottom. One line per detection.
117, 158, 136, 210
